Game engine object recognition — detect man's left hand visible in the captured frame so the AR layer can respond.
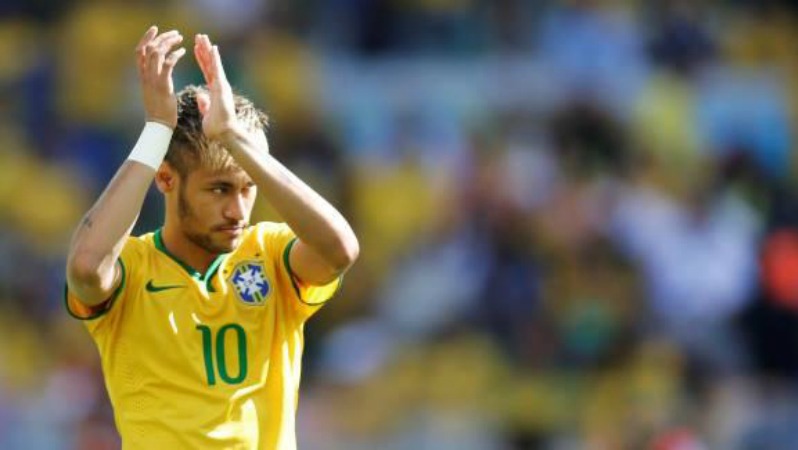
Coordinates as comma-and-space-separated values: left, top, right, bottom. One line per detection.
194, 34, 239, 141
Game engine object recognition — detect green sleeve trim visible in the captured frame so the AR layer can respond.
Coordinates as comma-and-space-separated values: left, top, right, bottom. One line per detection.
64, 259, 127, 321
282, 238, 303, 301
282, 237, 344, 307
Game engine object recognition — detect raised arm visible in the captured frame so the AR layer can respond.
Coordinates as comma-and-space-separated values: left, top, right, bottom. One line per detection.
66, 26, 186, 306
193, 34, 359, 285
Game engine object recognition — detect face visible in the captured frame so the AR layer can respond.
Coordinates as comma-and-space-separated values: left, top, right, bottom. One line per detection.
175, 165, 257, 254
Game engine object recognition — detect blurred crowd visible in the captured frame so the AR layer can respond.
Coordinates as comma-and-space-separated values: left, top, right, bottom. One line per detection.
2, 0, 798, 448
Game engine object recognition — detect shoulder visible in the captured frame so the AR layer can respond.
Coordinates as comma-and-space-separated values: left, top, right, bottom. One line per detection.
243, 222, 295, 250
121, 231, 157, 260
248, 221, 293, 237
114, 231, 162, 278
65, 233, 155, 323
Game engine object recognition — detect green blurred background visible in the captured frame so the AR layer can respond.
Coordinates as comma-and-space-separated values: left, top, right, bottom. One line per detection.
3, 0, 798, 448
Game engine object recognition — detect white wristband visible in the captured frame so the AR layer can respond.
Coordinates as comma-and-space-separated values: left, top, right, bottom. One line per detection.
127, 122, 174, 170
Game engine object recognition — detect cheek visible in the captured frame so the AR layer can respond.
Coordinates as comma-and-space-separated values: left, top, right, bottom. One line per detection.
244, 191, 257, 212
190, 195, 221, 218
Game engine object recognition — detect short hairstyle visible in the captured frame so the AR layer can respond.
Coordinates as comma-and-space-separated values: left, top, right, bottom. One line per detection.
166, 85, 269, 177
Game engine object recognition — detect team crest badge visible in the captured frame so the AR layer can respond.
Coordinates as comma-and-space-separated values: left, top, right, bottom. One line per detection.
230, 261, 271, 305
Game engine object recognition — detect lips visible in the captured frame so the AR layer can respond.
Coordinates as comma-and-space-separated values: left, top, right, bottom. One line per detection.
215, 225, 245, 236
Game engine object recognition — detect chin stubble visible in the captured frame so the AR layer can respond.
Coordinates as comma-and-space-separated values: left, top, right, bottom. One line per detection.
178, 183, 234, 255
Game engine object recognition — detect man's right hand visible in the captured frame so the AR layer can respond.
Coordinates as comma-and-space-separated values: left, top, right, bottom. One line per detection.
136, 26, 186, 129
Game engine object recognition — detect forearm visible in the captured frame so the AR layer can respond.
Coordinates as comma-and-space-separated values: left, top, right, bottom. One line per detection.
67, 161, 155, 303
222, 127, 357, 269
67, 160, 155, 304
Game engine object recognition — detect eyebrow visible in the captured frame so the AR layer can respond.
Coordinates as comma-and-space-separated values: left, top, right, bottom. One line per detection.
206, 180, 235, 188
206, 180, 256, 188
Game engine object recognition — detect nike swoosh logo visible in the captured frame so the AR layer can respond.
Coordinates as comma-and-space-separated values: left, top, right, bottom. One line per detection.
145, 280, 185, 293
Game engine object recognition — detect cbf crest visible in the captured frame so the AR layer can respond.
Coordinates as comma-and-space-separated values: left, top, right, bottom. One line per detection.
229, 261, 271, 305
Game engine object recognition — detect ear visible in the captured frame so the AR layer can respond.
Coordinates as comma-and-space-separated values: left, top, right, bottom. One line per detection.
154, 162, 178, 193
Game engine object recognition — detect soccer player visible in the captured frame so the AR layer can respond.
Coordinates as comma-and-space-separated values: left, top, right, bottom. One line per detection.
64, 26, 359, 449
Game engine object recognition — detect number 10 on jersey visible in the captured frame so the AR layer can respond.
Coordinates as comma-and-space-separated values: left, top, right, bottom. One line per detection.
196, 324, 248, 386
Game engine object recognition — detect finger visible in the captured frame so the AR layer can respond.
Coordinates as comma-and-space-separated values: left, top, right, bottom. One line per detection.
210, 45, 231, 89
158, 33, 184, 54
146, 42, 165, 78
135, 26, 158, 55
197, 35, 213, 71
136, 26, 158, 78
137, 49, 147, 79
194, 34, 215, 84
148, 33, 183, 76
148, 30, 180, 50
201, 35, 216, 71
161, 47, 187, 80
144, 31, 175, 66
193, 36, 205, 70
197, 35, 224, 80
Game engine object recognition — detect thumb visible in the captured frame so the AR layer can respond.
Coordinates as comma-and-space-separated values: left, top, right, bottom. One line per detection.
197, 92, 211, 117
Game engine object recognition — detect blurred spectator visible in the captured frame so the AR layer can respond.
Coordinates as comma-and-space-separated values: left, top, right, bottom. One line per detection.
536, 0, 648, 111
612, 178, 760, 375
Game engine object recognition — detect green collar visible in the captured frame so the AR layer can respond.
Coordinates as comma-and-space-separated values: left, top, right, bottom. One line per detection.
154, 229, 227, 291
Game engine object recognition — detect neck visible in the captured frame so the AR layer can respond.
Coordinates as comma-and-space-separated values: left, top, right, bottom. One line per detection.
160, 221, 217, 276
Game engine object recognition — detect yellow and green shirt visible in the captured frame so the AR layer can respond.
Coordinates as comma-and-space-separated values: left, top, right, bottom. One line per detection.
66, 222, 340, 449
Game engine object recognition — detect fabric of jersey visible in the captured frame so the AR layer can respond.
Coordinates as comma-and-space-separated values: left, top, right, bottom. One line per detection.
66, 222, 340, 450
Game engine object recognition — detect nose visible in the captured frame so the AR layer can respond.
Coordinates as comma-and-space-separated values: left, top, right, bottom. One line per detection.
223, 193, 246, 222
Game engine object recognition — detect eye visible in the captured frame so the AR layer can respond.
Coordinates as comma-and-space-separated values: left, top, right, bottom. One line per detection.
211, 186, 228, 195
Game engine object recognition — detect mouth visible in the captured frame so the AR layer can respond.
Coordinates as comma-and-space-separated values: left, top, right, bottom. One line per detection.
215, 225, 245, 237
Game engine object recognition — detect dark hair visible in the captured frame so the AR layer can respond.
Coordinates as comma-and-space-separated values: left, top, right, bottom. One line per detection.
166, 85, 269, 177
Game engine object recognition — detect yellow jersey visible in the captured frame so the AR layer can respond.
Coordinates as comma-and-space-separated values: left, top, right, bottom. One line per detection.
65, 222, 340, 449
